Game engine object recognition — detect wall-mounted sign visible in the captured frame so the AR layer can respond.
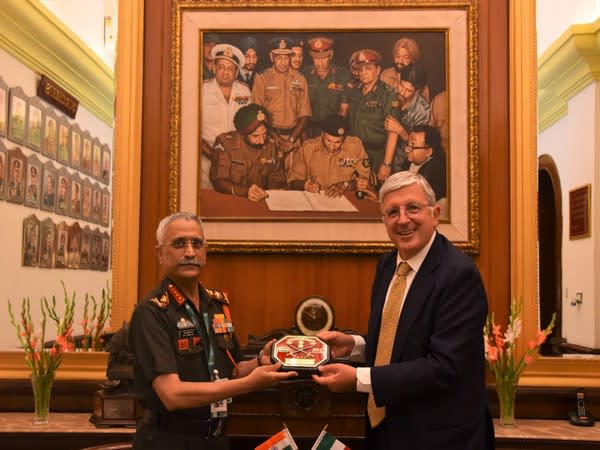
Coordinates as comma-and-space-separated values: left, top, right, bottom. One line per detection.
37, 75, 78, 118
569, 184, 591, 240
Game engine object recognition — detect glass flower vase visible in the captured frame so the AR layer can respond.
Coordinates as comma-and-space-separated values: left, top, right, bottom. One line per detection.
496, 375, 518, 427
31, 372, 54, 424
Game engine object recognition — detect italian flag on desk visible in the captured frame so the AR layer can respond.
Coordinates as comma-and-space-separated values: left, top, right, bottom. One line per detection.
255, 426, 298, 450
311, 427, 351, 450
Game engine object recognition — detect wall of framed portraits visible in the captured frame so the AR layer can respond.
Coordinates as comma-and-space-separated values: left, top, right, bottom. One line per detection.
0, 23, 113, 349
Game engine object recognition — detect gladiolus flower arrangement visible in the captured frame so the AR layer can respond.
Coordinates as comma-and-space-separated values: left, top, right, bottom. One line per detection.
8, 285, 76, 377
484, 297, 556, 426
80, 285, 112, 351
7, 283, 76, 424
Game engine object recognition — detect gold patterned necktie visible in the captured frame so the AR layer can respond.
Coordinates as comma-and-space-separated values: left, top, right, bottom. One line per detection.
367, 261, 412, 428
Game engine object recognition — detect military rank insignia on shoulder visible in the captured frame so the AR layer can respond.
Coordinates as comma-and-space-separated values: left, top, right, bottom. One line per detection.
149, 293, 170, 309
204, 287, 230, 305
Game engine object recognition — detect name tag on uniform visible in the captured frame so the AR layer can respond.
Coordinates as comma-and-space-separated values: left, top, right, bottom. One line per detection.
211, 376, 230, 418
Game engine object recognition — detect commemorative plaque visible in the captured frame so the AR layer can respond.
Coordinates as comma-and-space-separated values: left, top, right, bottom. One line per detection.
271, 335, 330, 375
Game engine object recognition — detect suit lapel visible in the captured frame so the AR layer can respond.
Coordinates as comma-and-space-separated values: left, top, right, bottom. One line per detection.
391, 234, 444, 360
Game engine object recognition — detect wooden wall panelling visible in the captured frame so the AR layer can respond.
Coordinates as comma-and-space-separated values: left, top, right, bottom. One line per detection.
476, 0, 511, 325
138, 0, 173, 296
138, 0, 512, 348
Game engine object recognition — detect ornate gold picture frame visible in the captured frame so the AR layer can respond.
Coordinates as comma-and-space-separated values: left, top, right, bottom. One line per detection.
170, 0, 479, 254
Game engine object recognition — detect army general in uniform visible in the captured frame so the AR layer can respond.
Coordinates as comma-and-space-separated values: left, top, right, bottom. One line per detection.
129, 212, 296, 450
338, 50, 399, 186
252, 37, 312, 166
287, 114, 372, 198
209, 103, 286, 201
303, 37, 350, 139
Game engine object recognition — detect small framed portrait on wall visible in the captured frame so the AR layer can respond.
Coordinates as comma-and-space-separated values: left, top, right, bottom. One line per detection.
0, 76, 8, 137
69, 172, 83, 219
6, 147, 26, 204
22, 214, 40, 267
54, 221, 69, 269
100, 232, 110, 271
8, 87, 27, 144
42, 107, 58, 159
82, 178, 93, 222
91, 183, 102, 224
0, 142, 7, 200
26, 97, 44, 152
91, 228, 102, 270
24, 154, 42, 208
82, 130, 93, 175
41, 161, 58, 212
67, 221, 82, 269
80, 225, 92, 270
39, 218, 56, 269
70, 123, 82, 170
55, 168, 71, 216
101, 188, 110, 227
101, 144, 111, 184
57, 116, 71, 165
92, 138, 102, 180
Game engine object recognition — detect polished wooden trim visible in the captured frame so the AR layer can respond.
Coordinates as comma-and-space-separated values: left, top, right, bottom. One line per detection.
0, 351, 108, 380
111, 0, 144, 329
509, 0, 538, 354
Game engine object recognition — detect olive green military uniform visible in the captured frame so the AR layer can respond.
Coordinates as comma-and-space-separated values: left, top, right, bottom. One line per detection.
287, 135, 370, 189
342, 80, 398, 172
303, 64, 350, 127
130, 278, 242, 449
209, 130, 286, 197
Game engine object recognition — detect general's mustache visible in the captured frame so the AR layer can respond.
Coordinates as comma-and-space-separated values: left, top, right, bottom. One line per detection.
177, 259, 203, 267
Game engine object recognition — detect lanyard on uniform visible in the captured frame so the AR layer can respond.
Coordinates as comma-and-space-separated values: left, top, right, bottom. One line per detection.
184, 303, 216, 381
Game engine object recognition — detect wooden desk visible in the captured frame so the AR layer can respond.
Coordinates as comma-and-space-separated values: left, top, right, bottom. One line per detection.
0, 412, 133, 450
1, 413, 599, 450
494, 419, 600, 449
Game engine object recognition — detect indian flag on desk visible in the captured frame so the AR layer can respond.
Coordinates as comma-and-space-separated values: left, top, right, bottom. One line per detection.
255, 425, 298, 450
311, 427, 351, 450
254, 425, 350, 450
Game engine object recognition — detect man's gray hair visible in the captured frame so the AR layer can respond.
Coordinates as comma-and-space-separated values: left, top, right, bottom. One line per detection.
379, 171, 436, 205
156, 212, 204, 244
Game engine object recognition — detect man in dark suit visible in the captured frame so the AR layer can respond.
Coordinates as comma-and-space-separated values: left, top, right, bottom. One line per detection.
314, 171, 494, 450
400, 124, 446, 199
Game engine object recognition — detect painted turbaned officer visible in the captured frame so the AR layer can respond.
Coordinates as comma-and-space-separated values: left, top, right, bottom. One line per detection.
210, 103, 287, 201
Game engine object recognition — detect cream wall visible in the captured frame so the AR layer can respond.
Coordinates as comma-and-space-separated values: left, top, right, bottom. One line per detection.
538, 82, 599, 347
0, 1, 114, 349
537, 0, 600, 348
0, 48, 113, 349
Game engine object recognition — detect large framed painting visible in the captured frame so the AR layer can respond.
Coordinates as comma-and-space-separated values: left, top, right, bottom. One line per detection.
172, 0, 479, 254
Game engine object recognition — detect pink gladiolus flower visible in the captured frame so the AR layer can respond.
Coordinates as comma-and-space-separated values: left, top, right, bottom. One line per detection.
524, 354, 534, 365
528, 340, 537, 350
487, 346, 499, 362
493, 324, 502, 338
535, 330, 546, 345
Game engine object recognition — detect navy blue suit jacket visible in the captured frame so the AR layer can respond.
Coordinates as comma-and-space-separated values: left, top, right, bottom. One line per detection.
365, 233, 494, 449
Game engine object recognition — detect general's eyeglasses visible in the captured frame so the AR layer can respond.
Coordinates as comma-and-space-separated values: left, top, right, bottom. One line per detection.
383, 202, 433, 221
162, 238, 206, 249
405, 144, 430, 152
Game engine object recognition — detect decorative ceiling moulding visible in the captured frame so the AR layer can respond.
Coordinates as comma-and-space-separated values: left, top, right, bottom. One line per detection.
0, 0, 114, 126
538, 17, 600, 132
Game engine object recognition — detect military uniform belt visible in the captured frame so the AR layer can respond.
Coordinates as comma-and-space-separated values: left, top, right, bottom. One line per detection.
142, 409, 225, 438
272, 127, 295, 135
